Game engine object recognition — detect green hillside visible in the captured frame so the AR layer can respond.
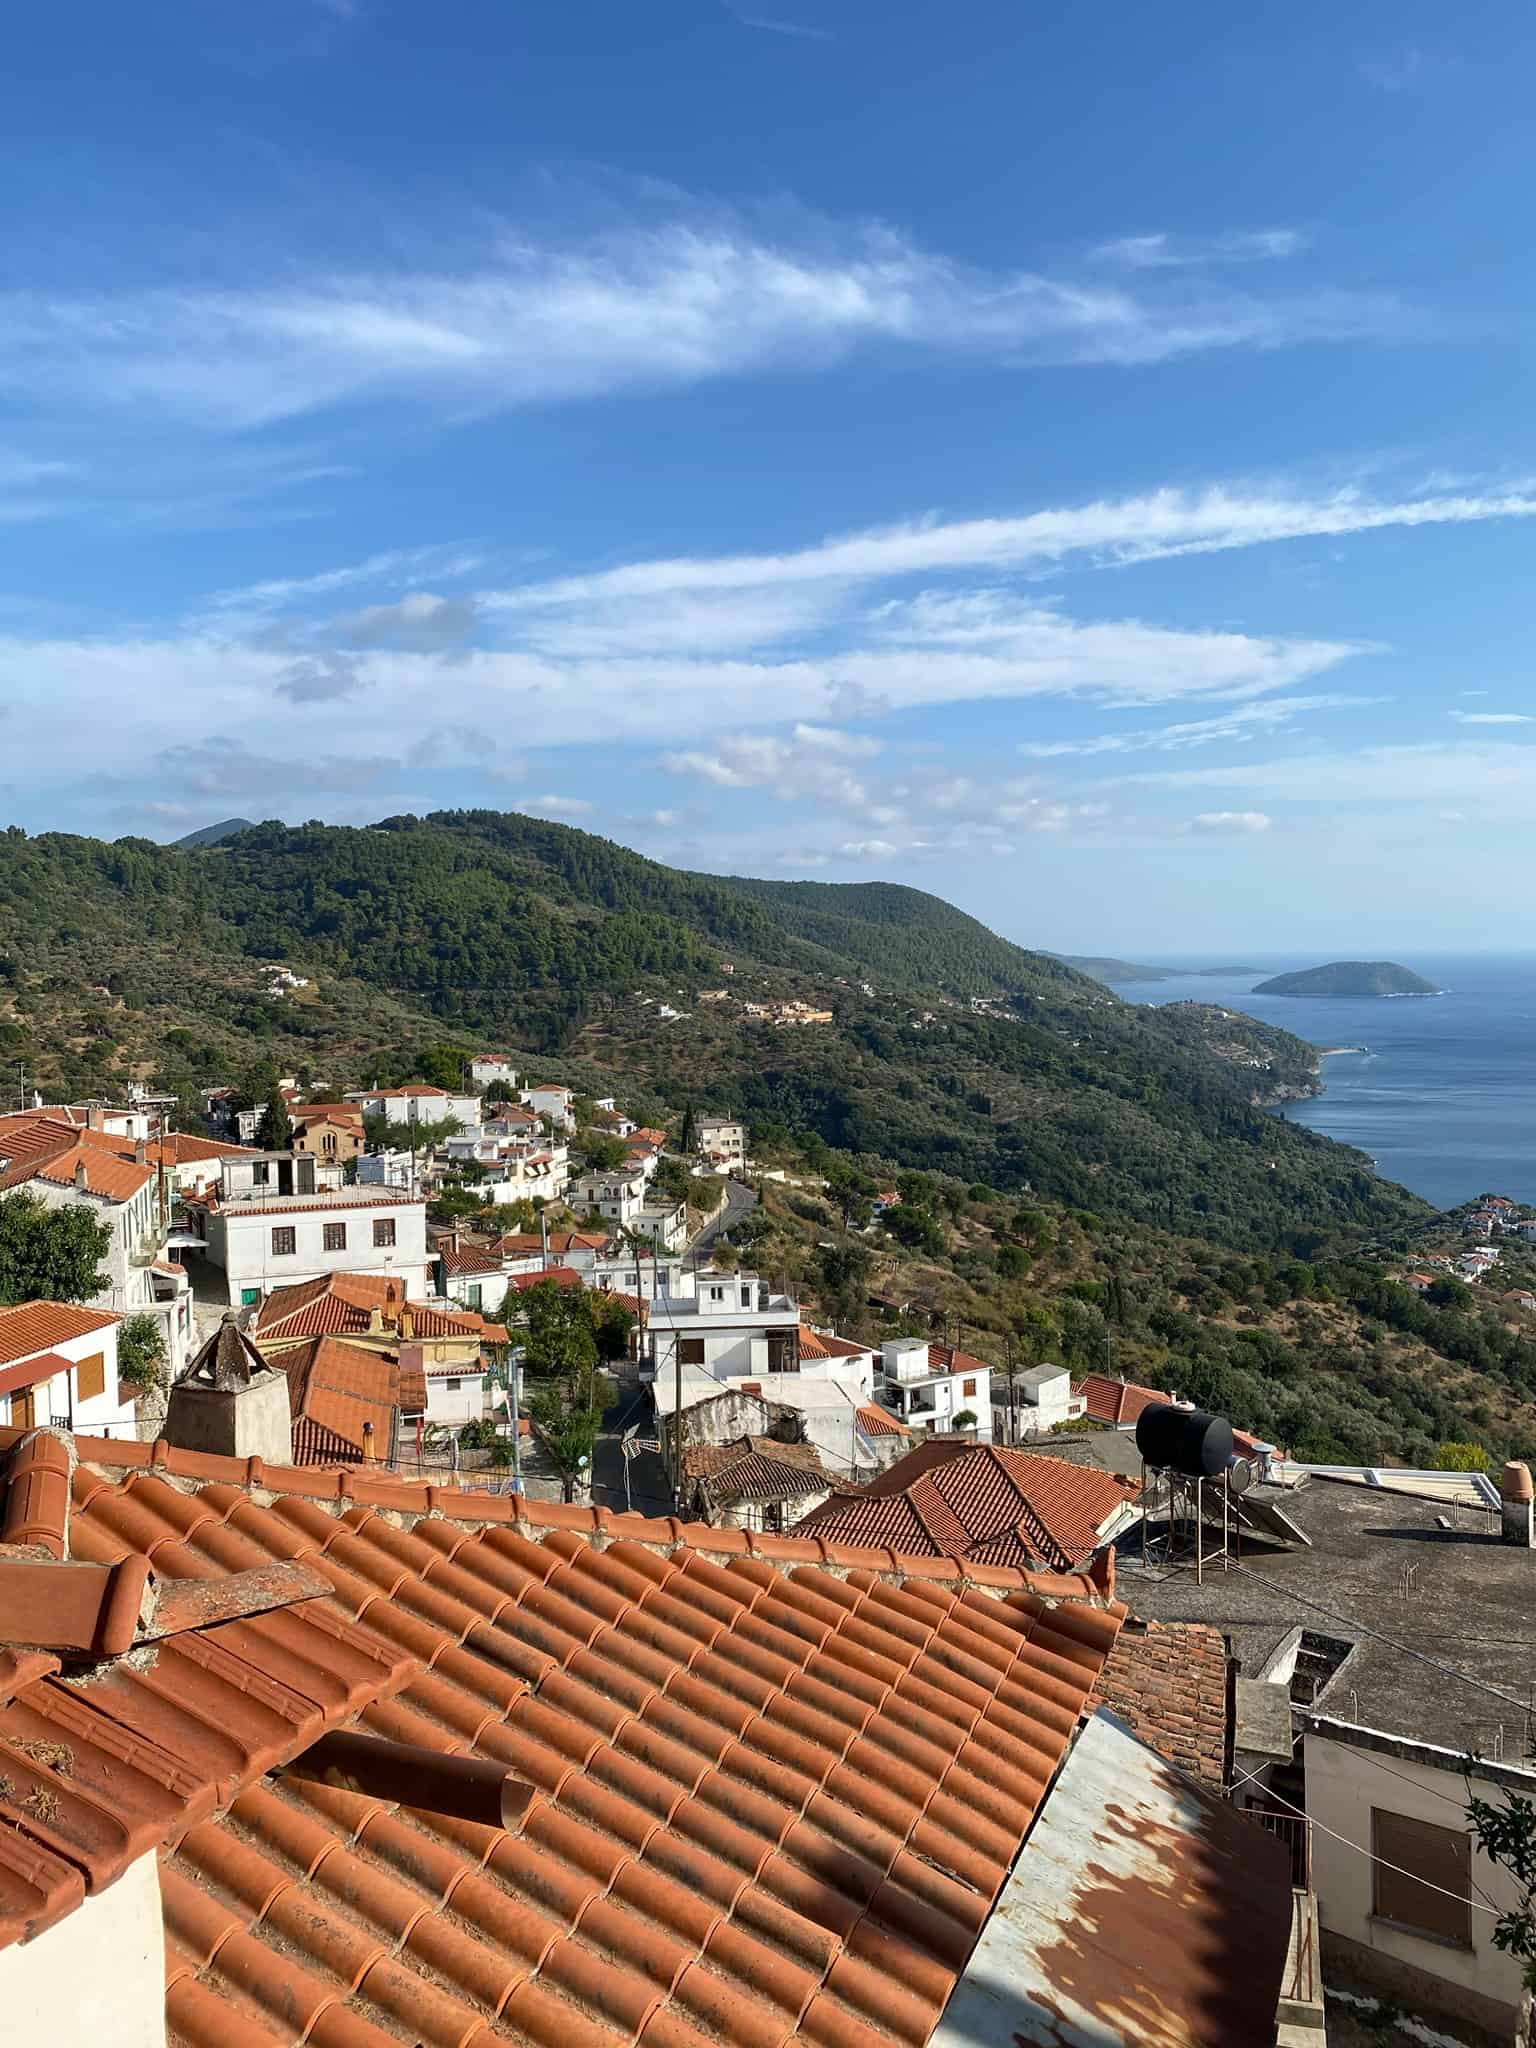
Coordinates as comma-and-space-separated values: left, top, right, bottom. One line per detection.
0, 811, 1430, 1250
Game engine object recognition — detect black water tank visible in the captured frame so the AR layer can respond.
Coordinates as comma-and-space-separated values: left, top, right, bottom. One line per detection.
1135, 1403, 1234, 1477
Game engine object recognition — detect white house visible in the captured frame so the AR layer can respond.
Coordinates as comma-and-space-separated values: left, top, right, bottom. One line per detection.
570, 1169, 649, 1230
1015, 1364, 1088, 1435
520, 1084, 576, 1130
631, 1199, 688, 1253
647, 1271, 802, 1387
875, 1338, 993, 1439
186, 1151, 429, 1307
0, 1301, 131, 1436
345, 1084, 481, 1130
469, 1055, 520, 1090
695, 1115, 746, 1167
585, 1250, 694, 1301
356, 1149, 417, 1192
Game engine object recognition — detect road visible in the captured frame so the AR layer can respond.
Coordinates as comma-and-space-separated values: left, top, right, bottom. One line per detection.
688, 1177, 756, 1258
591, 1380, 674, 1517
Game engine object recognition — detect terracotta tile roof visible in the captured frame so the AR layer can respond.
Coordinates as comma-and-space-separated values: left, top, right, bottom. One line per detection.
494, 1232, 609, 1256
855, 1405, 910, 1440
799, 1447, 1140, 1572
507, 1266, 586, 1292
0, 1351, 79, 1403
797, 1328, 873, 1362
1093, 1619, 1232, 1787
0, 1301, 120, 1368
79, 1128, 260, 1170
290, 1103, 365, 1125
681, 1439, 852, 1513
256, 1275, 498, 1346
438, 1241, 507, 1280
0, 1115, 154, 1202
0, 1421, 1128, 2047
275, 1337, 411, 1465
923, 1342, 992, 1381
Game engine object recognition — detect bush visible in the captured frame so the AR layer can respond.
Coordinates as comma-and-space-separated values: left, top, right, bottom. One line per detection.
116, 1314, 167, 1394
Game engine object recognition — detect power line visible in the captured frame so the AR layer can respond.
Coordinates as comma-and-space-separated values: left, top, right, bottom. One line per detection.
1241, 1776, 1501, 1922
1223, 1558, 1536, 1720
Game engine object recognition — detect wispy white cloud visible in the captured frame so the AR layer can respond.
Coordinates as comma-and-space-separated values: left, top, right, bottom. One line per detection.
1017, 693, 1370, 756
1119, 740, 1536, 811
1091, 230, 1307, 269
1190, 810, 1272, 834
1450, 710, 1534, 725
489, 484, 1536, 612
0, 215, 1418, 431
523, 793, 594, 816
724, 4, 833, 40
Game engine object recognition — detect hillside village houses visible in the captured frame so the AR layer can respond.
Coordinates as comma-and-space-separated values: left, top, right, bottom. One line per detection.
695, 1112, 746, 1167
344, 1080, 481, 1128
875, 1335, 994, 1438
183, 1149, 430, 1306
519, 1080, 576, 1128
468, 1052, 519, 1087
288, 1100, 365, 1164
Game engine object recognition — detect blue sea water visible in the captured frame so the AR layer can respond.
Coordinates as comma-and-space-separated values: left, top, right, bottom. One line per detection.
1116, 954, 1536, 1212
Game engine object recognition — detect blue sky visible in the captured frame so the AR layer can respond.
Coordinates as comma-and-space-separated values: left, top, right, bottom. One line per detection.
4, 0, 1536, 953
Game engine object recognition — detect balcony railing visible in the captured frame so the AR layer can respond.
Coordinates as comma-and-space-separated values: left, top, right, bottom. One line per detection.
1241, 1805, 1311, 1890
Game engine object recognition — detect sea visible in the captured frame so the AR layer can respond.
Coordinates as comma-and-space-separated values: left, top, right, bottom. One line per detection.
1114, 954, 1536, 1212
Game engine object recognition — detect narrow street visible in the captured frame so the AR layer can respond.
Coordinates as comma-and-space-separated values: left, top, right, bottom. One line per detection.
687, 1177, 755, 1258
591, 1378, 673, 1517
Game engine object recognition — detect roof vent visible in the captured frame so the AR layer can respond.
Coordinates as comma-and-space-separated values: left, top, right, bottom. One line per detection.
1501, 1461, 1534, 1548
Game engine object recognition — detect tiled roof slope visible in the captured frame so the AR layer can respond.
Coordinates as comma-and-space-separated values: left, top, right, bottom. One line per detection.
0, 1425, 1127, 2048
1092, 1618, 1232, 1787
276, 1337, 418, 1465
799, 1448, 1139, 1572
854, 1407, 909, 1441
0, 1300, 120, 1366
256, 1274, 507, 1345
797, 1330, 871, 1363
0, 1114, 154, 1201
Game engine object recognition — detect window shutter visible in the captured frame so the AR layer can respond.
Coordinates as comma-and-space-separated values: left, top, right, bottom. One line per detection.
1372, 1809, 1471, 1946
75, 1352, 106, 1402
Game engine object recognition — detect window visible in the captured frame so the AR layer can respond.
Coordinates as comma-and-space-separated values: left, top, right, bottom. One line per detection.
75, 1352, 105, 1402
962, 1377, 977, 1397
678, 1338, 707, 1366
373, 1218, 397, 1248
241, 1287, 261, 1307
322, 1132, 337, 1156
1372, 1810, 1472, 1948
444, 1378, 462, 1392
467, 1284, 482, 1310
323, 1221, 347, 1252
271, 1226, 297, 1257
252, 1162, 270, 1186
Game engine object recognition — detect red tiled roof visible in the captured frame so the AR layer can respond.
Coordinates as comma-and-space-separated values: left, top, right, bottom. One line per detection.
0, 1301, 119, 1367
800, 1445, 1140, 1571
0, 1421, 1127, 2047
856, 1404, 911, 1439
438, 1241, 506, 1279
494, 1231, 608, 1256
506, 1266, 585, 1292
798, 1327, 873, 1362
290, 1103, 365, 1125
256, 1274, 499, 1345
275, 1336, 411, 1465
0, 1115, 154, 1202
923, 1341, 992, 1381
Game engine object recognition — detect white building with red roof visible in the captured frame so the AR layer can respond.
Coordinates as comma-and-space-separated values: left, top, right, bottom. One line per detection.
0, 1300, 128, 1435
184, 1151, 429, 1308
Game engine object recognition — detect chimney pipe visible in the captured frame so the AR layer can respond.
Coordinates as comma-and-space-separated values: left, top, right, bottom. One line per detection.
279, 1730, 533, 1828
74, 1158, 88, 1191
134, 1138, 147, 1165
1500, 1462, 1534, 1548
362, 1420, 375, 1463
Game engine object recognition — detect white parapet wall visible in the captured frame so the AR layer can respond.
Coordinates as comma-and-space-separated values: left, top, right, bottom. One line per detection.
9, 1849, 167, 2048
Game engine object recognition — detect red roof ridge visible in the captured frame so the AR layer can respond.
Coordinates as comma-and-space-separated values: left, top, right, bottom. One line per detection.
0, 1421, 1123, 1610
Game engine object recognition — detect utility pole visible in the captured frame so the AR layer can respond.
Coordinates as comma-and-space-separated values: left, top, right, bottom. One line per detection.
1005, 1334, 1016, 1446
506, 1341, 522, 1497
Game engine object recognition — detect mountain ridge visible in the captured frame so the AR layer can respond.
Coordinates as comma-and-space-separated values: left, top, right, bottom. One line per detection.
0, 809, 1429, 1249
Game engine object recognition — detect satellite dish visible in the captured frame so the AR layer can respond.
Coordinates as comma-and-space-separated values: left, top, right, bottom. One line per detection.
1226, 1458, 1257, 1496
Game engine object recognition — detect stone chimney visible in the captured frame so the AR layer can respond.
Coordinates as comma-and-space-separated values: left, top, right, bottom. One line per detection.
164, 1314, 291, 1466
86, 1105, 104, 1132
1500, 1461, 1534, 1547
368, 1304, 384, 1334
399, 1305, 414, 1342
134, 1138, 147, 1166
73, 1158, 88, 1191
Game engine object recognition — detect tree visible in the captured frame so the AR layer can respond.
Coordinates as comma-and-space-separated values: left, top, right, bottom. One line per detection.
416, 1043, 468, 1090
679, 1105, 696, 1154
590, 1295, 636, 1364
952, 1410, 979, 1432
1464, 1779, 1536, 1995
580, 1133, 629, 1173
1432, 1440, 1491, 1472
521, 1281, 598, 1380
530, 1380, 606, 1503
256, 1089, 293, 1150
653, 1155, 691, 1205
0, 1193, 112, 1306
484, 1080, 516, 1106
116, 1313, 167, 1394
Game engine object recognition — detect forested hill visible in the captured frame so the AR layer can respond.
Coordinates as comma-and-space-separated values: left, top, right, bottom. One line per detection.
0, 810, 1431, 1250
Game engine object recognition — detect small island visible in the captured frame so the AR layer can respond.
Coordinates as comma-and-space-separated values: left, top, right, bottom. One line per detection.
1253, 961, 1441, 999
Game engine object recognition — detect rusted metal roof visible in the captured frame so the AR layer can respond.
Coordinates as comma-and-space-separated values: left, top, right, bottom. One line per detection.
929, 1709, 1293, 2048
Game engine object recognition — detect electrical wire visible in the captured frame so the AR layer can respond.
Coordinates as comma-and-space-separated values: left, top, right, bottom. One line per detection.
1222, 1558, 1536, 1718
